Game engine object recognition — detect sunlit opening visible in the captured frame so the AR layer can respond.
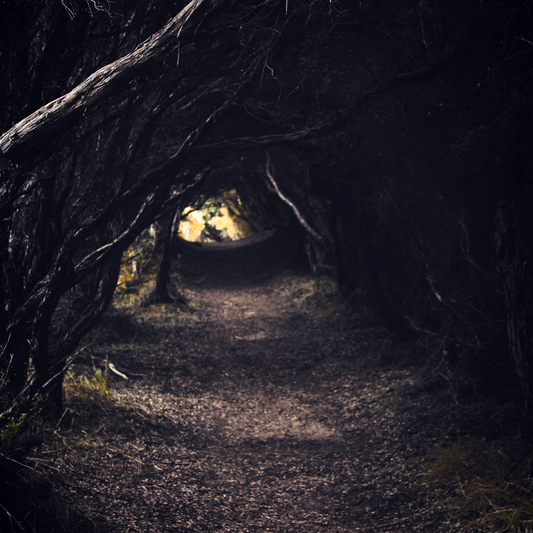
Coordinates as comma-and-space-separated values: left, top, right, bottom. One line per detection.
178, 190, 256, 243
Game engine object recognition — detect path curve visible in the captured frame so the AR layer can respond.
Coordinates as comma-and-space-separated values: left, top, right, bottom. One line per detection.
53, 231, 476, 532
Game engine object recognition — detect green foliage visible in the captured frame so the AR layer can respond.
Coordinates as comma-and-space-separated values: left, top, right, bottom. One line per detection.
64, 363, 111, 404
115, 229, 159, 305
0, 412, 27, 441
201, 199, 224, 221
422, 440, 533, 531
180, 192, 257, 242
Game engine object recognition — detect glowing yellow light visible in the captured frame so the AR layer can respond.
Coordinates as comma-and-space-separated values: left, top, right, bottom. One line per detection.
178, 194, 255, 242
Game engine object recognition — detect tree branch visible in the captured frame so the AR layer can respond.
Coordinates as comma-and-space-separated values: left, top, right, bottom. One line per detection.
0, 0, 221, 160
265, 155, 322, 242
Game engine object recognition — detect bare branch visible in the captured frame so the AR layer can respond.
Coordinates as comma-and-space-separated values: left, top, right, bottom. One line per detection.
265, 155, 322, 242
0, 0, 220, 159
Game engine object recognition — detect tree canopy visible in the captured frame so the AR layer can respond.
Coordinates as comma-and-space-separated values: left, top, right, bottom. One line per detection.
1, 0, 533, 433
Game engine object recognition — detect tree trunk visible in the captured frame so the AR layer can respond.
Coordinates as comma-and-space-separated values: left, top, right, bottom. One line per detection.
495, 204, 533, 425
155, 207, 181, 303
0, 332, 31, 408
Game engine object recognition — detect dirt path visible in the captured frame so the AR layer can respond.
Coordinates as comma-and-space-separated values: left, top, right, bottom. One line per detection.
51, 231, 493, 532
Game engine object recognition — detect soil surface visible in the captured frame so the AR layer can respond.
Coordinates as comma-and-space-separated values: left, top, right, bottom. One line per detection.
46, 230, 510, 532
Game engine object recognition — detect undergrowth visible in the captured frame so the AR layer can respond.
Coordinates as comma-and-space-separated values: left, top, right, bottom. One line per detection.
274, 271, 349, 316
63, 362, 111, 404
0, 403, 94, 532
114, 228, 158, 304
422, 440, 533, 532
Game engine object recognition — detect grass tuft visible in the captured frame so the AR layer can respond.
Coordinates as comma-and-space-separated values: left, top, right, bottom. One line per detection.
422, 440, 533, 531
63, 362, 111, 404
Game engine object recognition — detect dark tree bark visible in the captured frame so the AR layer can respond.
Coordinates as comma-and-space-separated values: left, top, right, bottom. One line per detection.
0, 0, 223, 161
496, 205, 533, 421
1, 0, 533, 436
155, 207, 182, 304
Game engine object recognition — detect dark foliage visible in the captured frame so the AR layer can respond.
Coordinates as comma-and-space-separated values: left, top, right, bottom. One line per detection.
1, 0, 533, 475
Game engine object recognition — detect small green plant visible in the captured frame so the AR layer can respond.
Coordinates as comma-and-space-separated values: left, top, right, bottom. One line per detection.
64, 361, 111, 403
0, 412, 27, 440
422, 440, 533, 531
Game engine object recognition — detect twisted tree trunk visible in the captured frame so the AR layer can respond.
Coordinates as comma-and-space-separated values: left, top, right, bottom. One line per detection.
0, 0, 217, 161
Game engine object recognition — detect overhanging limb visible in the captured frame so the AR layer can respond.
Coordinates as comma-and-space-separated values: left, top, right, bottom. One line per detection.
265, 155, 322, 242
0, 0, 214, 160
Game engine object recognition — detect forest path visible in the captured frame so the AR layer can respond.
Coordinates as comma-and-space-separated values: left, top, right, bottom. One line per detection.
54, 230, 474, 532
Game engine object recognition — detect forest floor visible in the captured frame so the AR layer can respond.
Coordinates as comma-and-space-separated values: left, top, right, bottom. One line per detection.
29, 230, 528, 532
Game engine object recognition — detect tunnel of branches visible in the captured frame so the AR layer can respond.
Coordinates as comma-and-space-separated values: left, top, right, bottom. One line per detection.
1, 0, 533, 438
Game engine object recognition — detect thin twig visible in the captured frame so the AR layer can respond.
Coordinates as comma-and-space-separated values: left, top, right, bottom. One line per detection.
265, 155, 322, 242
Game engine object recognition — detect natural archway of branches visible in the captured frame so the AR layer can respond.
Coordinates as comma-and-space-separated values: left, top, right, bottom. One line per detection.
1, 1, 533, 527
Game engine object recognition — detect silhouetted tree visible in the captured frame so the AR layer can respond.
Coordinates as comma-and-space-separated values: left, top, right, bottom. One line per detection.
1, 0, 533, 433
